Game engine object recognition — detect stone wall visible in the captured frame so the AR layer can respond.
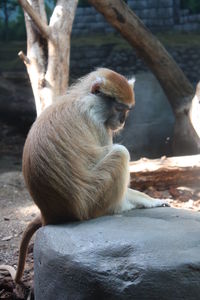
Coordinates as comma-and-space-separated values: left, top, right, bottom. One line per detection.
72, 0, 200, 35
127, 0, 174, 29
175, 8, 200, 31
70, 44, 200, 86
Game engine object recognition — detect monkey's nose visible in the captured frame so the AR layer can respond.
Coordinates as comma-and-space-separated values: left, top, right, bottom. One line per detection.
120, 114, 126, 124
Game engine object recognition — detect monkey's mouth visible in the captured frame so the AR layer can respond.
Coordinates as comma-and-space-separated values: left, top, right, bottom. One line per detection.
108, 121, 126, 132
116, 122, 126, 132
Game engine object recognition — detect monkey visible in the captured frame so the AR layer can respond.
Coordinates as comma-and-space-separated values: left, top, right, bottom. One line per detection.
0, 68, 169, 283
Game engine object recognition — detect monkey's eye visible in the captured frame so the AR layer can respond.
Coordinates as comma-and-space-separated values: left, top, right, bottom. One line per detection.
115, 106, 125, 112
94, 90, 101, 95
115, 103, 130, 112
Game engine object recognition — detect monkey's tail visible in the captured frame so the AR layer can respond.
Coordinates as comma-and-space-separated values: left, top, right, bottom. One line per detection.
15, 214, 42, 283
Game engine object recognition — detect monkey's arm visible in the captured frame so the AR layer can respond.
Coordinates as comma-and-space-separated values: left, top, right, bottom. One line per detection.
91, 144, 130, 216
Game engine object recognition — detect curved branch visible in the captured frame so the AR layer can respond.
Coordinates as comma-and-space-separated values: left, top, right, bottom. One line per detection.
88, 0, 194, 113
89, 0, 200, 154
18, 0, 50, 39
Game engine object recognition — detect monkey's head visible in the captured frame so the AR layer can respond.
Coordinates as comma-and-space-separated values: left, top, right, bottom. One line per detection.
91, 68, 135, 131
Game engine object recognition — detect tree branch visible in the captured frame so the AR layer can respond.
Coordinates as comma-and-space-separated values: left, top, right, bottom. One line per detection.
38, 0, 48, 25
89, 0, 200, 154
45, 0, 78, 95
49, 0, 78, 33
18, 50, 30, 64
88, 0, 194, 112
18, 0, 50, 39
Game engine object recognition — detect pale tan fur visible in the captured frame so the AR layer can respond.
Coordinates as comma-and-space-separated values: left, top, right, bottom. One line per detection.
23, 68, 135, 225
14, 68, 168, 283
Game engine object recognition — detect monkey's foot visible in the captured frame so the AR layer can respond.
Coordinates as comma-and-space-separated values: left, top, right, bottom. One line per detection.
115, 197, 171, 213
128, 197, 171, 209
147, 198, 171, 208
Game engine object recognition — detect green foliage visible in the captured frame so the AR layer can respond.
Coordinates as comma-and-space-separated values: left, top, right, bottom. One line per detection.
0, 6, 26, 41
0, 0, 61, 41
181, 0, 200, 14
10, 8, 26, 40
0, 0, 25, 41
0, 0, 18, 14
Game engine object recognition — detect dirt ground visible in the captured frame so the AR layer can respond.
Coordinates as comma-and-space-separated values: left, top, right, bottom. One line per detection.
0, 122, 200, 299
0, 123, 38, 299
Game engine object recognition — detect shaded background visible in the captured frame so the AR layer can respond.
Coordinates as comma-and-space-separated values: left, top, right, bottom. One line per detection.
1, 0, 200, 167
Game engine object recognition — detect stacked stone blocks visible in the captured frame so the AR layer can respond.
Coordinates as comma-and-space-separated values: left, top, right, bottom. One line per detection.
72, 0, 200, 35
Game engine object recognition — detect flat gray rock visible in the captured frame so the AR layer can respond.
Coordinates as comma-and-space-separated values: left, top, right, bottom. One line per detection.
34, 208, 200, 300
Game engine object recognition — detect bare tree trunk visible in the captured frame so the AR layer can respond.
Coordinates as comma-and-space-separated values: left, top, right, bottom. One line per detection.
18, 0, 78, 116
89, 0, 200, 155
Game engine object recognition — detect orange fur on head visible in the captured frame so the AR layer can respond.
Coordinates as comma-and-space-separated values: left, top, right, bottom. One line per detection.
95, 68, 135, 106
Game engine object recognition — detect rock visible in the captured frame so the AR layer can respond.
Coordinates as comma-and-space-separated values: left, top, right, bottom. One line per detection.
34, 208, 200, 300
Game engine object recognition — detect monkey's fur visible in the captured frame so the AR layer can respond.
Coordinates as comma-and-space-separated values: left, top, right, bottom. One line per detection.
14, 68, 168, 283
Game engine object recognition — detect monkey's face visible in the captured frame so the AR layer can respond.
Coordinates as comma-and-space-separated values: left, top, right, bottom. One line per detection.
95, 93, 133, 131
90, 68, 135, 131
105, 98, 133, 131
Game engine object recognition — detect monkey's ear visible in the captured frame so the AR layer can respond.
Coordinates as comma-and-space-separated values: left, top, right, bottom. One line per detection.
91, 77, 104, 94
128, 78, 136, 89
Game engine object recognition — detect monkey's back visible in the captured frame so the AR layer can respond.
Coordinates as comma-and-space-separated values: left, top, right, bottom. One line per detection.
23, 97, 108, 224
